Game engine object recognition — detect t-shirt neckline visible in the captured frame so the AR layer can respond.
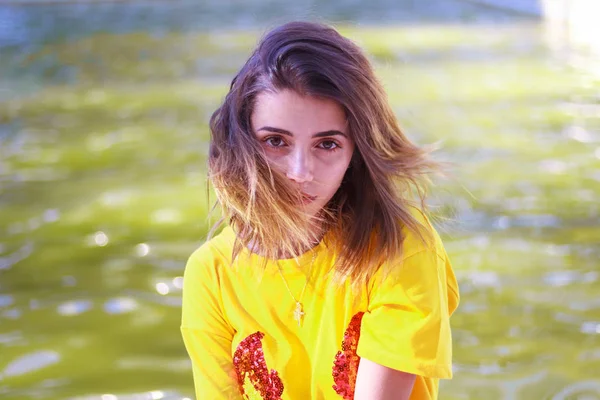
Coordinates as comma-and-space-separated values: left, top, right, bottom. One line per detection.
224, 226, 329, 273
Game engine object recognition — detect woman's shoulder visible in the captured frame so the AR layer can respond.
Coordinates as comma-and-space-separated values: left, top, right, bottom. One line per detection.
372, 206, 459, 314
400, 206, 447, 260
187, 225, 236, 270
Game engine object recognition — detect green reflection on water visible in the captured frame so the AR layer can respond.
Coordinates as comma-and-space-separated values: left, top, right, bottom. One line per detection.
1, 16, 599, 400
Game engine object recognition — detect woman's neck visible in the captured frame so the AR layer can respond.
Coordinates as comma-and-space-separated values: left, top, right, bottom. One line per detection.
244, 223, 326, 260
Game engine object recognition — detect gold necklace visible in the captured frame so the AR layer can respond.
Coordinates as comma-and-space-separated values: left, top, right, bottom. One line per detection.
276, 250, 317, 327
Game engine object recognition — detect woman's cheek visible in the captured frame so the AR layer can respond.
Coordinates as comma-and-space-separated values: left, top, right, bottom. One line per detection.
264, 152, 287, 170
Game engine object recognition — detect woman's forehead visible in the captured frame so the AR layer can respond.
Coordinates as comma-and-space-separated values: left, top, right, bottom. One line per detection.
252, 90, 347, 134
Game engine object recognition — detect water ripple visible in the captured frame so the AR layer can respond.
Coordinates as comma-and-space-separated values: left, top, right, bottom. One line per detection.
1, 350, 60, 378
580, 321, 600, 335
103, 297, 138, 315
1, 308, 21, 319
57, 300, 92, 316
552, 381, 600, 400
67, 390, 190, 400
0, 294, 14, 307
543, 270, 597, 287
0, 241, 34, 270
0, 330, 22, 345
124, 289, 181, 308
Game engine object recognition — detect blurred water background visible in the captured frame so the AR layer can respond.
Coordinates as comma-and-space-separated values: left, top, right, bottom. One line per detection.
0, 0, 599, 399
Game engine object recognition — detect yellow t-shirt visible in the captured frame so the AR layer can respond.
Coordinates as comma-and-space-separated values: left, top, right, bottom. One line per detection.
181, 212, 460, 400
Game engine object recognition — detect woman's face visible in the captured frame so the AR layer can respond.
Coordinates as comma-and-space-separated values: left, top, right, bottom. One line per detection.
251, 89, 355, 217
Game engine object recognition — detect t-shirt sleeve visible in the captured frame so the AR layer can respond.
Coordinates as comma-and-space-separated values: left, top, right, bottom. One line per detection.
180, 246, 242, 399
356, 247, 459, 379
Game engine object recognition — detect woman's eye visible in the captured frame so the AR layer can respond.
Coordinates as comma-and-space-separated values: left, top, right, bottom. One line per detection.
319, 140, 339, 150
265, 137, 284, 147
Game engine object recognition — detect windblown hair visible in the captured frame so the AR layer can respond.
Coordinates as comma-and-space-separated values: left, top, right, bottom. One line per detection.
208, 21, 438, 286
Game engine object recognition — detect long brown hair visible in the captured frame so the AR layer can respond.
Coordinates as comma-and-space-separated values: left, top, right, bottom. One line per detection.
208, 21, 438, 286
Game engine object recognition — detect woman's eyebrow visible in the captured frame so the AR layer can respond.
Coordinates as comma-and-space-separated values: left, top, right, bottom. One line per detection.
257, 126, 347, 138
313, 130, 347, 138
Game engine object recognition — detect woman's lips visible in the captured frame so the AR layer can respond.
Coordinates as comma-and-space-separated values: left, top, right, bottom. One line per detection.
300, 192, 317, 205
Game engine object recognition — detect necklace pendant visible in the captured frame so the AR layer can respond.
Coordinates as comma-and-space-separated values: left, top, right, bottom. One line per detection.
293, 301, 305, 327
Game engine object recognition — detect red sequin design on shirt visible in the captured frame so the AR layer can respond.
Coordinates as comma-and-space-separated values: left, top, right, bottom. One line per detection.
332, 312, 365, 399
233, 331, 284, 400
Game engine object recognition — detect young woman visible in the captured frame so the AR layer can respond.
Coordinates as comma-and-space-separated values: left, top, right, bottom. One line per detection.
181, 21, 460, 400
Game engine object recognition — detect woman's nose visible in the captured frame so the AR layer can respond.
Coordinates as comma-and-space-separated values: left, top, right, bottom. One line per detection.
285, 150, 313, 183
